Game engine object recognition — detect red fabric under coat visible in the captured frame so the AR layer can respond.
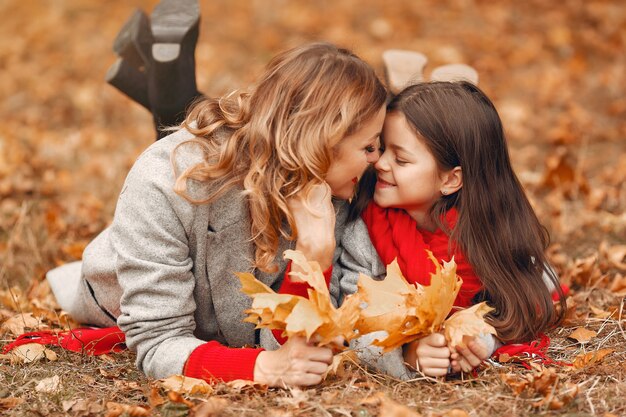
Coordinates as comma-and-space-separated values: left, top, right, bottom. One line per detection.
361, 202, 482, 307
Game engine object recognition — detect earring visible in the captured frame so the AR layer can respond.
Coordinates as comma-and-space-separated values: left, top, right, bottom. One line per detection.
441, 190, 448, 195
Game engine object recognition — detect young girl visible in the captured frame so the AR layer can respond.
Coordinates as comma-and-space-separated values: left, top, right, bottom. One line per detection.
337, 80, 565, 378
46, 42, 387, 387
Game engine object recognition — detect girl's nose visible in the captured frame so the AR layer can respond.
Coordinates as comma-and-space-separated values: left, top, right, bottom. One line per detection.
374, 152, 389, 171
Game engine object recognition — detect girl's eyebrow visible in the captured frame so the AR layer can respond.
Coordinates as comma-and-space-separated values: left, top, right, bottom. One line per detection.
388, 143, 410, 153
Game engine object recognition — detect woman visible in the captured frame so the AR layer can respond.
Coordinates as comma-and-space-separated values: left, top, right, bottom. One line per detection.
48, 42, 387, 387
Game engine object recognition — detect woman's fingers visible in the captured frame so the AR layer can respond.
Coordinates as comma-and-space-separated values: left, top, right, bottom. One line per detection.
418, 357, 450, 370
254, 336, 335, 387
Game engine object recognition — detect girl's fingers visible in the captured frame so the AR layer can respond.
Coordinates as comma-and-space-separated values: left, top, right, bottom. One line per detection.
468, 340, 490, 360
457, 345, 482, 367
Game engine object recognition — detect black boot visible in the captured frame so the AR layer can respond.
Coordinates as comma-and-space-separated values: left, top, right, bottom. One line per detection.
105, 0, 204, 140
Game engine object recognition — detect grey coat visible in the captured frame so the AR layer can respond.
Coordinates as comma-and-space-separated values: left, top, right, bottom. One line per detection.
48, 128, 348, 379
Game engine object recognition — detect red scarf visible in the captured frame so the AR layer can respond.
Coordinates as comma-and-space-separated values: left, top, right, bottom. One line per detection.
361, 202, 482, 307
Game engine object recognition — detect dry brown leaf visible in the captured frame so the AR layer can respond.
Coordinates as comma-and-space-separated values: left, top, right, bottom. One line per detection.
568, 327, 597, 343
1, 312, 43, 336
238, 249, 360, 345
610, 273, 626, 295
35, 375, 61, 393
572, 348, 614, 369
502, 368, 578, 410
440, 410, 470, 417
541, 146, 589, 196
566, 253, 601, 287
167, 391, 195, 407
0, 397, 25, 410
601, 243, 626, 271
443, 302, 496, 348
361, 392, 422, 417
501, 373, 529, 395
8, 343, 57, 364
356, 252, 462, 351
158, 375, 213, 395
226, 379, 268, 392
589, 304, 615, 319
148, 387, 166, 408
105, 401, 150, 417
62, 399, 104, 414
323, 349, 358, 379
193, 397, 229, 417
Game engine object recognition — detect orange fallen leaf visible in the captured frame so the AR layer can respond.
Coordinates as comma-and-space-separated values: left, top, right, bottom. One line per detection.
226, 379, 268, 392
443, 302, 497, 348
0, 398, 25, 410
572, 348, 614, 369
158, 375, 213, 395
568, 327, 597, 343
105, 402, 150, 417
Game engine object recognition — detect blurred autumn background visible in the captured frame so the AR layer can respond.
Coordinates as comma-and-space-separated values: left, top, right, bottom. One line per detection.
1, 0, 625, 416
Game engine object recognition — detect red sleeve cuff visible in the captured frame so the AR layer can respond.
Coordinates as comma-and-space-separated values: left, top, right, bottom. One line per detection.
272, 262, 333, 344
183, 341, 264, 382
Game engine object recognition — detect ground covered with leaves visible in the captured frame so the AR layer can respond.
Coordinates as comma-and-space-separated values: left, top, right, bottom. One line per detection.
1, 0, 625, 416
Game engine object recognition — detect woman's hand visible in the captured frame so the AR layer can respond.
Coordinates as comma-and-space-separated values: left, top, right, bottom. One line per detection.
450, 336, 490, 373
253, 336, 334, 387
288, 182, 336, 270
403, 333, 451, 377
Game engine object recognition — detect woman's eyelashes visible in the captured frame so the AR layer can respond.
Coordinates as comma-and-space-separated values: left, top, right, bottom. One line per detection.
364, 137, 381, 154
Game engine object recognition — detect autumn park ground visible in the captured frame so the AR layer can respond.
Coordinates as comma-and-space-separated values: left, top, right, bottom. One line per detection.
0, 0, 625, 416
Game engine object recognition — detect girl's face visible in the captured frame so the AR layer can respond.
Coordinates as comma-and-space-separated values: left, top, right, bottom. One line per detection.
374, 112, 449, 224
326, 105, 386, 200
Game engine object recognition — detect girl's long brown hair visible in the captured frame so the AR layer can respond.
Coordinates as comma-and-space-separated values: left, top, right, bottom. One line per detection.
356, 81, 564, 343
173, 43, 387, 272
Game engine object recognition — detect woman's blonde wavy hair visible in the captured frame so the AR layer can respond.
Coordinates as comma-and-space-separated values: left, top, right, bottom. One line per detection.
173, 42, 387, 272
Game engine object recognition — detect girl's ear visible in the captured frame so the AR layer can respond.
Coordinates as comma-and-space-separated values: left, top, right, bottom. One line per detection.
440, 166, 463, 195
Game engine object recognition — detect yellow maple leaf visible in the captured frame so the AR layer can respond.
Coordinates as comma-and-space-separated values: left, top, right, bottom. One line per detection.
355, 251, 464, 351
237, 250, 360, 345
443, 302, 497, 348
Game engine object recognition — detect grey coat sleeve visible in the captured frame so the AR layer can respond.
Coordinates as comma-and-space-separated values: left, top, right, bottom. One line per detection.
110, 147, 205, 378
338, 218, 386, 300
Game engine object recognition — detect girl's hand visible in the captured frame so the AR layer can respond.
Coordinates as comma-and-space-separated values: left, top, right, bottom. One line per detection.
253, 336, 334, 387
403, 333, 451, 377
288, 182, 336, 270
450, 336, 490, 373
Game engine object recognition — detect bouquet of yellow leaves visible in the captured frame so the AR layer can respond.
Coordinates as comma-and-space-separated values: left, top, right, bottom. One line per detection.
237, 249, 496, 350
357, 251, 496, 351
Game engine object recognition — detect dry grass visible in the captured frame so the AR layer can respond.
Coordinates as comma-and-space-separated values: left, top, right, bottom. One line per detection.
1, 0, 625, 416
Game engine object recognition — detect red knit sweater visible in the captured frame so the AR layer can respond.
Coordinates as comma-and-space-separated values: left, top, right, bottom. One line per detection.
362, 203, 482, 307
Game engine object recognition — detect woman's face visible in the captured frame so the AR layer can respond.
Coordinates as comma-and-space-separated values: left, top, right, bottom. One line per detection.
325, 105, 386, 200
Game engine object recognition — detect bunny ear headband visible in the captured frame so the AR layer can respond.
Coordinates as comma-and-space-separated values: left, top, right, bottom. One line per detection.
382, 49, 479, 95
